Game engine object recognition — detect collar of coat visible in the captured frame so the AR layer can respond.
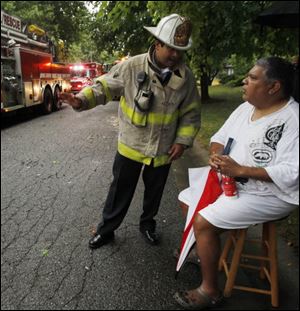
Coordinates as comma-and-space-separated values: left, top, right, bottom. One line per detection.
147, 45, 186, 90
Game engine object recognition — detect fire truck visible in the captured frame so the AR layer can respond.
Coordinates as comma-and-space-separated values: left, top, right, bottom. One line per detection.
69, 62, 104, 93
1, 11, 71, 114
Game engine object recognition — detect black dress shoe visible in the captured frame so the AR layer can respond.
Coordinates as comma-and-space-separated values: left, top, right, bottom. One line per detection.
140, 229, 160, 245
89, 233, 114, 249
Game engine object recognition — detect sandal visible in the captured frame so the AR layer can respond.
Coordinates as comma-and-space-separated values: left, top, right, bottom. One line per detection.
173, 248, 201, 266
174, 287, 223, 310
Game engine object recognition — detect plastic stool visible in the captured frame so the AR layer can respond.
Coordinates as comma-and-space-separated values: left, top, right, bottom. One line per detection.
218, 221, 279, 307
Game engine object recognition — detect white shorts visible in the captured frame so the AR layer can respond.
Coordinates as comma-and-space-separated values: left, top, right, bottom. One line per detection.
178, 187, 296, 229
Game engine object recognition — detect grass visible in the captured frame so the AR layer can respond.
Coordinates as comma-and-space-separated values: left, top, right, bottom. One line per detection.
197, 85, 243, 148
197, 85, 299, 255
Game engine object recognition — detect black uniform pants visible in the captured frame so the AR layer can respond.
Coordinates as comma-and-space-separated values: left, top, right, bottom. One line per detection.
97, 152, 171, 236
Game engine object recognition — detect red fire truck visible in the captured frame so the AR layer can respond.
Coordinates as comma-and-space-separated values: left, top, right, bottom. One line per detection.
69, 62, 104, 93
1, 11, 71, 114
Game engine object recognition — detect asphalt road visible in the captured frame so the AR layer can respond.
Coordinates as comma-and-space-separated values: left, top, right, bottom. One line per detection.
1, 103, 298, 310
1, 102, 195, 310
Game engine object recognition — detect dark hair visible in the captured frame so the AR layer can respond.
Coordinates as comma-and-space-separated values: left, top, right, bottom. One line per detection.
155, 39, 165, 47
256, 57, 295, 99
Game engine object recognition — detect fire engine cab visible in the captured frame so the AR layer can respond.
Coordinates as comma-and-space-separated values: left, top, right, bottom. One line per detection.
69, 62, 104, 94
1, 10, 71, 114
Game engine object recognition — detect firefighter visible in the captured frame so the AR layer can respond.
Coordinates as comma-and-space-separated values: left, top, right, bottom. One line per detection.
59, 14, 201, 249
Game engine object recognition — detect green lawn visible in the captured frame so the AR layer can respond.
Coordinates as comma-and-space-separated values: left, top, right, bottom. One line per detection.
197, 85, 243, 148
196, 85, 298, 255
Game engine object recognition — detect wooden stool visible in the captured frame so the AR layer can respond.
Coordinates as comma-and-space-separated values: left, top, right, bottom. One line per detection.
218, 221, 279, 307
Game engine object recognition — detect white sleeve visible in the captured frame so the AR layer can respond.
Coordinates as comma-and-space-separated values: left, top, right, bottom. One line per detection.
265, 129, 299, 203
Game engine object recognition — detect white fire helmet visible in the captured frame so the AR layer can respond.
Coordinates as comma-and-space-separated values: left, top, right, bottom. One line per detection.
144, 14, 192, 51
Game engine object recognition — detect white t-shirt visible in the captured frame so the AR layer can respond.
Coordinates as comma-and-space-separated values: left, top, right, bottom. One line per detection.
211, 97, 299, 205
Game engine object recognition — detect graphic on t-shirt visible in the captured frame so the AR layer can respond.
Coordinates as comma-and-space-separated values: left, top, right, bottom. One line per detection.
251, 148, 272, 166
264, 123, 285, 150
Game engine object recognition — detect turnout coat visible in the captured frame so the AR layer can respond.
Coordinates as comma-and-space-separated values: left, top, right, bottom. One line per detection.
76, 46, 201, 167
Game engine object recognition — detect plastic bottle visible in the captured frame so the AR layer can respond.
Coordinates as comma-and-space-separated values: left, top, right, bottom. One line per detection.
222, 175, 238, 199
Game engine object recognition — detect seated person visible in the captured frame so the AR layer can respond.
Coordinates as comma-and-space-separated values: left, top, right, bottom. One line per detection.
174, 56, 299, 309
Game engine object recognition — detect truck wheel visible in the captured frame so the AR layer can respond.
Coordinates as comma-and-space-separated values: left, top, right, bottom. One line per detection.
53, 86, 62, 111
42, 88, 53, 114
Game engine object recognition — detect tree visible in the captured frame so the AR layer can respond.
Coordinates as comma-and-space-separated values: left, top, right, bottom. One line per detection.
1, 1, 91, 61
91, 1, 152, 57
147, 1, 298, 101
2, 1, 298, 92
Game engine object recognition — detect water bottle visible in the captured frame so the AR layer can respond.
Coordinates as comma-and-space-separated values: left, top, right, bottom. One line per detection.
222, 175, 238, 199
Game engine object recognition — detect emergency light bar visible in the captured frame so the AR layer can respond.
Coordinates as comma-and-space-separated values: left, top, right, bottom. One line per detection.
71, 65, 84, 71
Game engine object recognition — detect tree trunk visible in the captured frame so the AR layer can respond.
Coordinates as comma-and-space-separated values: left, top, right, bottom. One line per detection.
200, 72, 210, 102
